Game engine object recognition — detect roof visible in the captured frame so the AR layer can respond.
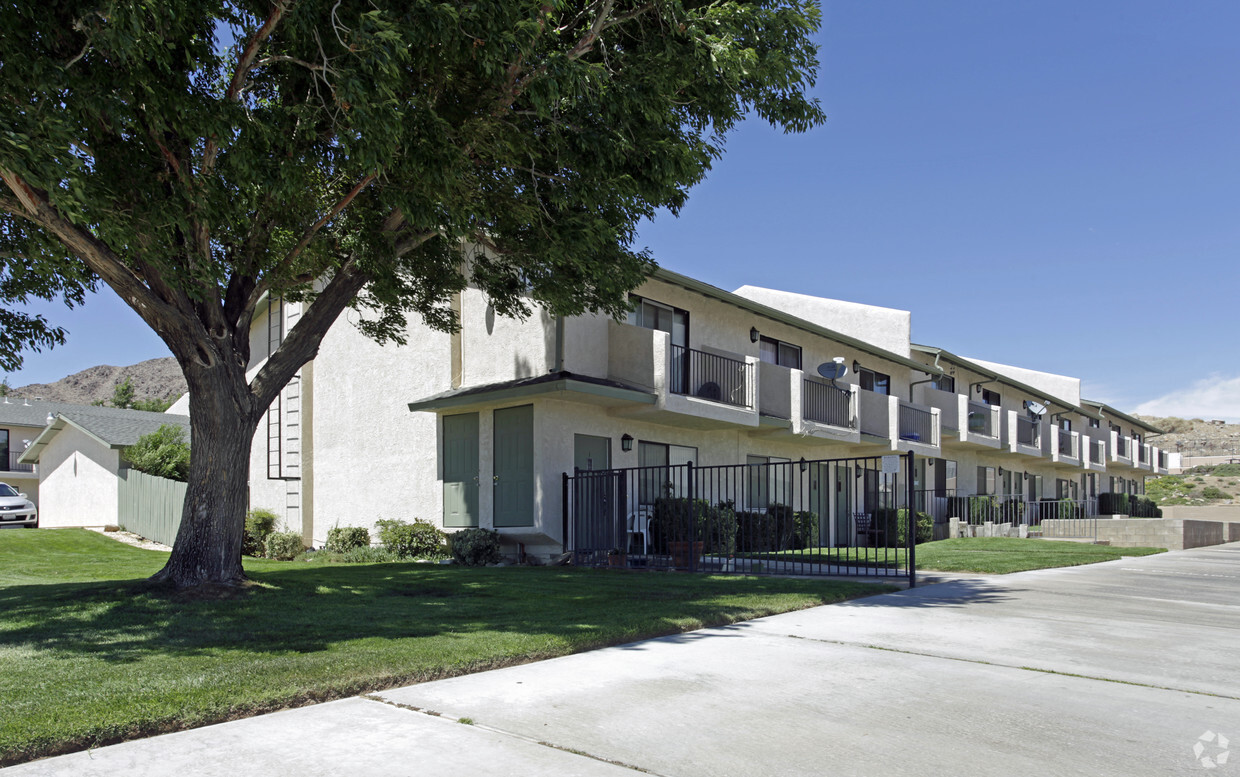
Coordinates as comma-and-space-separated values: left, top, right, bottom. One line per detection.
1081, 400, 1164, 435
910, 344, 1104, 421
15, 403, 191, 464
650, 268, 941, 376
408, 371, 656, 412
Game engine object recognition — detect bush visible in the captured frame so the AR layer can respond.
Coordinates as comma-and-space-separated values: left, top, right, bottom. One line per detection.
325, 526, 370, 553
793, 511, 819, 549
1202, 486, 1228, 500
873, 509, 932, 547
375, 518, 447, 559
448, 528, 503, 566
124, 424, 191, 481
648, 497, 738, 556
264, 530, 305, 561
1213, 463, 1240, 477
311, 546, 401, 564
243, 508, 278, 557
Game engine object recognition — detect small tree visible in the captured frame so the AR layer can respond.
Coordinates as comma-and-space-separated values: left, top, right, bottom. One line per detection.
125, 424, 191, 482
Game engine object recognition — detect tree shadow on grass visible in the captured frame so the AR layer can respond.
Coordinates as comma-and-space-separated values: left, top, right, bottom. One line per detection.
0, 563, 893, 664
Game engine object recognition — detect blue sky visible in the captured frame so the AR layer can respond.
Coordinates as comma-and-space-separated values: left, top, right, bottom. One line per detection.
9, 1, 1240, 418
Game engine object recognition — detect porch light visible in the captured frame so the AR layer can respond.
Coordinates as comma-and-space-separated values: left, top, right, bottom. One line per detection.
799, 457, 808, 472
852, 360, 861, 375
621, 433, 634, 452
750, 327, 760, 343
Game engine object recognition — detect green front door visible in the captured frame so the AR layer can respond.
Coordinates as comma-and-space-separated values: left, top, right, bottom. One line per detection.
442, 413, 479, 528
494, 405, 534, 527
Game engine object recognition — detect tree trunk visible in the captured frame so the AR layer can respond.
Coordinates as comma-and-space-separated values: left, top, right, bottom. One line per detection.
151, 361, 261, 588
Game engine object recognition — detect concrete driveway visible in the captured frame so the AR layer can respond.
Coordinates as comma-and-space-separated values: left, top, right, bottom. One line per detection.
6, 543, 1239, 776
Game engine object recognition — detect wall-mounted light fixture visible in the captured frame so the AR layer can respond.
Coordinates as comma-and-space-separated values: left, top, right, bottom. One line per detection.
620, 433, 633, 452
750, 327, 760, 343
852, 360, 862, 376
799, 457, 808, 473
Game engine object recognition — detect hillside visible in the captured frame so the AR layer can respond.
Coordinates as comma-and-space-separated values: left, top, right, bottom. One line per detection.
8, 358, 186, 407
1136, 415, 1240, 458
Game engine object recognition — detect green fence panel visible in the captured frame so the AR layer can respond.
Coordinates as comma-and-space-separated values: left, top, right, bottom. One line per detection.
117, 469, 187, 547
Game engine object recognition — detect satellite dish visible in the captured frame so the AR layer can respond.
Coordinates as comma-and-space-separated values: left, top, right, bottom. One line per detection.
817, 362, 848, 380
1024, 400, 1047, 415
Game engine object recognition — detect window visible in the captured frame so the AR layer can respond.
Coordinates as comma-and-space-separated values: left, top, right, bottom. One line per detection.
637, 441, 697, 503
1027, 474, 1043, 501
758, 336, 802, 370
976, 466, 996, 496
980, 388, 1001, 406
858, 368, 891, 395
0, 429, 7, 471
1088, 418, 1100, 428
627, 296, 688, 348
747, 454, 791, 509
931, 375, 956, 393
1059, 418, 1072, 431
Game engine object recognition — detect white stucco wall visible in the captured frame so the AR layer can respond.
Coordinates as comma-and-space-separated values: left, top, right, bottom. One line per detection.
964, 357, 1081, 407
461, 286, 554, 385
731, 286, 912, 358
36, 426, 120, 527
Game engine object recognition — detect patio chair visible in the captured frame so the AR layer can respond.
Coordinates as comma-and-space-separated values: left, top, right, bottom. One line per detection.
853, 511, 879, 547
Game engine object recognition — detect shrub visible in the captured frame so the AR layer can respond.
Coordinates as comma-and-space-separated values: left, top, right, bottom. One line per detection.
243, 508, 278, 557
325, 526, 371, 553
793, 510, 819, 549
1213, 463, 1240, 477
873, 509, 933, 547
375, 518, 447, 559
448, 528, 503, 566
312, 546, 401, 564
1201, 486, 1227, 500
264, 530, 305, 561
647, 497, 737, 556
124, 424, 191, 481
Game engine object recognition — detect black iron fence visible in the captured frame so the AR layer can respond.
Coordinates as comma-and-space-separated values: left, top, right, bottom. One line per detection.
948, 495, 1099, 528
1138, 444, 1149, 464
898, 401, 934, 443
1115, 435, 1130, 458
565, 454, 918, 584
669, 345, 753, 409
802, 378, 851, 428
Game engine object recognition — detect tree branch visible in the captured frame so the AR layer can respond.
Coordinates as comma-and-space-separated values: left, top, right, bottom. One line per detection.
283, 171, 377, 268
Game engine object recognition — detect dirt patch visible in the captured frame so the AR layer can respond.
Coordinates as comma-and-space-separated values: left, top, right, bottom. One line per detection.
87, 526, 171, 552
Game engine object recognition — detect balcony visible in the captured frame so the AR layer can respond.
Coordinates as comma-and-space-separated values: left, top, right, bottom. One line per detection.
3, 451, 34, 474
857, 390, 940, 453
1083, 438, 1107, 472
801, 376, 852, 429
1135, 443, 1153, 471
1109, 431, 1134, 468
917, 388, 999, 450
607, 321, 759, 429
1007, 411, 1045, 458
1050, 428, 1081, 468
1155, 449, 1169, 475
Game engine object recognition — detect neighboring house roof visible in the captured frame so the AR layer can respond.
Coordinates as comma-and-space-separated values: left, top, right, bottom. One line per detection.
1081, 400, 1164, 435
910, 344, 1104, 422
16, 403, 191, 464
408, 371, 656, 412
650, 267, 942, 376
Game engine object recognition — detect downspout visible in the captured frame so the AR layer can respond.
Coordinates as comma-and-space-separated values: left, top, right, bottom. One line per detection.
552, 315, 565, 373
908, 351, 943, 402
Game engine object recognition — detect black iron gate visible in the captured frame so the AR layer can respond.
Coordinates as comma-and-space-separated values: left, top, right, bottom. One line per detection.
564, 452, 918, 586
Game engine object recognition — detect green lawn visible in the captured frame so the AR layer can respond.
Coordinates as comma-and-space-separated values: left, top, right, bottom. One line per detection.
0, 529, 892, 765
749, 537, 1165, 575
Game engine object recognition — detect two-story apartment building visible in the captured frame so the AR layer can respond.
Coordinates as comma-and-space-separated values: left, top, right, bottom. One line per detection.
221, 265, 1166, 559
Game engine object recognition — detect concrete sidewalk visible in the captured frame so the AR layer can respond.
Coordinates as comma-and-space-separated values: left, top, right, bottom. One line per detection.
7, 544, 1240, 776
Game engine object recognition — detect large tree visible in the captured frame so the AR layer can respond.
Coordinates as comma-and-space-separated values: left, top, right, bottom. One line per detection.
0, 0, 824, 587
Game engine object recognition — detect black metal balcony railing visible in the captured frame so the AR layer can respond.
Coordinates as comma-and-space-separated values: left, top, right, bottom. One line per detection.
1138, 444, 1148, 464
898, 401, 934, 443
1115, 436, 1129, 458
1091, 440, 1105, 465
802, 379, 852, 428
4, 451, 34, 473
1057, 429, 1074, 457
1017, 417, 1040, 447
669, 345, 753, 409
966, 401, 994, 437
1158, 450, 1168, 468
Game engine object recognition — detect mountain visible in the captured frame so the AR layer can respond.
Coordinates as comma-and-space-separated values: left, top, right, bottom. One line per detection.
1136, 415, 1240, 458
8, 358, 187, 407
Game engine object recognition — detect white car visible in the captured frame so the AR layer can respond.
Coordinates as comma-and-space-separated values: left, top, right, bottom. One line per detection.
0, 482, 37, 528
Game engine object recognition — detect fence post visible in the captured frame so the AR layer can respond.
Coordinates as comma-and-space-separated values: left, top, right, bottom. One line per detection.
562, 472, 570, 559
686, 460, 696, 572
906, 450, 916, 588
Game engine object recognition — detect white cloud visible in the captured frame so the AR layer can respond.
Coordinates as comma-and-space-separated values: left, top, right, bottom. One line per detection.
1135, 374, 1240, 422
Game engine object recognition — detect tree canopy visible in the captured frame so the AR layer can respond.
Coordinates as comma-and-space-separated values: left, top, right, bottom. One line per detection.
125, 423, 192, 481
0, 0, 825, 586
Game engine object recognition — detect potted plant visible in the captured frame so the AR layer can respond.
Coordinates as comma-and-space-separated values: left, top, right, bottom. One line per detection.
607, 548, 628, 568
